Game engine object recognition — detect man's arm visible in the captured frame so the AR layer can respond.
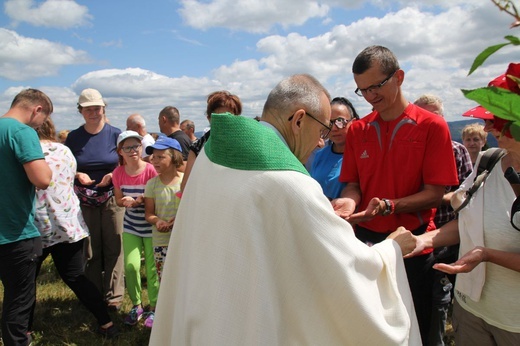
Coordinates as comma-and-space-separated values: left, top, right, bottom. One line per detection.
24, 159, 51, 189
392, 184, 445, 214
347, 184, 445, 224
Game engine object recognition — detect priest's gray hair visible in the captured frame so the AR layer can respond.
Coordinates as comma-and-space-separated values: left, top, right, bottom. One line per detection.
262, 74, 330, 118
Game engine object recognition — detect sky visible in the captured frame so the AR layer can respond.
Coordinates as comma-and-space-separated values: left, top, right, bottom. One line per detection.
0, 0, 517, 133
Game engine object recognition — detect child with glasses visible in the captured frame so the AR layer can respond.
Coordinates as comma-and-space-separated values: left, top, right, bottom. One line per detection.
112, 131, 159, 328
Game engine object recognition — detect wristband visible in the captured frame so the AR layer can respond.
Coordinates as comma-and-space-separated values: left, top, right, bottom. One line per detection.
381, 198, 394, 216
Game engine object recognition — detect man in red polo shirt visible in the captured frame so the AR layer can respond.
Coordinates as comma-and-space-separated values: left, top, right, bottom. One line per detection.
332, 45, 458, 345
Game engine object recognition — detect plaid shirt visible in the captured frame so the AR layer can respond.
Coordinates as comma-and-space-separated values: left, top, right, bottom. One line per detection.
434, 141, 473, 227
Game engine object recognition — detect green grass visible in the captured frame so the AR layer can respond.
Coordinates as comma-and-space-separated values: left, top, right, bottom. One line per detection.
1, 257, 456, 345
0, 257, 152, 345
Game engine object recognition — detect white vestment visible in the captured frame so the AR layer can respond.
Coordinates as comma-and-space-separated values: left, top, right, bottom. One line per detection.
150, 114, 420, 345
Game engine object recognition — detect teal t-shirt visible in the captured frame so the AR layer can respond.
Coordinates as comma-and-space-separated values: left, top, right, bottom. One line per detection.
0, 118, 44, 244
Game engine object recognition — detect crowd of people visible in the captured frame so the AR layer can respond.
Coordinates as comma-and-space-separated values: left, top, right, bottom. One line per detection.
0, 45, 518, 346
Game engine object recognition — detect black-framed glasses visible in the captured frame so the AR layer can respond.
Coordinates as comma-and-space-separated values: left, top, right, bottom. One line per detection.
330, 117, 353, 129
354, 70, 398, 97
288, 111, 332, 139
121, 144, 142, 153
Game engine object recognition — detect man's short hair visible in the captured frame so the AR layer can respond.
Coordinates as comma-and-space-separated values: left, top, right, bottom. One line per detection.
414, 94, 444, 116
128, 113, 146, 127
462, 123, 487, 141
160, 106, 181, 125
352, 45, 400, 75
181, 119, 195, 130
11, 88, 53, 115
262, 74, 330, 118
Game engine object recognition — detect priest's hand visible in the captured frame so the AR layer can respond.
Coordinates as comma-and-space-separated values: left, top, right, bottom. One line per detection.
387, 227, 416, 256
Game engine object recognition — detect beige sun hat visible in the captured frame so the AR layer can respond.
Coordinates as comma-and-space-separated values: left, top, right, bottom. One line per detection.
78, 88, 106, 107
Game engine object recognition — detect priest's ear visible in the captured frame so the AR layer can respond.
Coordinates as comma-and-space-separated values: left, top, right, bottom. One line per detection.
288, 109, 305, 135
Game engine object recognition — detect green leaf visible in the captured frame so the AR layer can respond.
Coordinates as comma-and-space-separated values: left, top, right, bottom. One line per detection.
504, 35, 520, 45
468, 42, 511, 76
462, 87, 520, 122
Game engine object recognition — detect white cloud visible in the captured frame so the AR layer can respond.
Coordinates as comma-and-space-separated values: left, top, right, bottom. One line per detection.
4, 0, 92, 28
178, 0, 330, 33
0, 29, 91, 81
3, 0, 516, 132
65, 68, 258, 132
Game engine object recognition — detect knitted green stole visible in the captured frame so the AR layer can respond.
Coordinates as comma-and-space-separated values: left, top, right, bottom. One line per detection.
204, 113, 309, 175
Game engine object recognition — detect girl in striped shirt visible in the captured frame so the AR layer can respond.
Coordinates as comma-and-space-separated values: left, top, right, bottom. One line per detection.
112, 131, 159, 328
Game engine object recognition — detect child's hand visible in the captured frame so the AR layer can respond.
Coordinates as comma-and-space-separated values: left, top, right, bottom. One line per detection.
156, 219, 172, 232
135, 195, 144, 205
121, 196, 136, 208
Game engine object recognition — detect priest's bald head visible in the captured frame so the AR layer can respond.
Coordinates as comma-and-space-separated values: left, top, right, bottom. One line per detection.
261, 74, 331, 163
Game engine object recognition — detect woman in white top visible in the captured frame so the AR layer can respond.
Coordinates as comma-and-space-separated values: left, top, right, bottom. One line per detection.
412, 117, 520, 345
30, 118, 118, 338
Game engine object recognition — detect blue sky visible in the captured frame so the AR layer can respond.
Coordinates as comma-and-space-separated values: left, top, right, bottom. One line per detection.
0, 0, 517, 133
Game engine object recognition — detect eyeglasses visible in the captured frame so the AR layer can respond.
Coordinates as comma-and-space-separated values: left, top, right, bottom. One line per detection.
288, 111, 332, 139
355, 70, 398, 97
330, 117, 353, 129
121, 144, 142, 153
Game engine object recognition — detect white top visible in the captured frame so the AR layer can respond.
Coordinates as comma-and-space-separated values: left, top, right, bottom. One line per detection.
34, 142, 89, 247
150, 149, 420, 345
455, 153, 520, 332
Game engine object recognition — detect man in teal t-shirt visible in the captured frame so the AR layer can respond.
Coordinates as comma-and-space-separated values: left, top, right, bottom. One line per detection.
0, 89, 52, 346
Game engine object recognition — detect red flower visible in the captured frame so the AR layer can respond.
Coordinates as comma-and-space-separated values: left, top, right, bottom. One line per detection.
505, 62, 520, 95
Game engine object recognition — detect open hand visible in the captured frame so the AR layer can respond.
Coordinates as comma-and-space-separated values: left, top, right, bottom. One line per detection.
433, 246, 485, 274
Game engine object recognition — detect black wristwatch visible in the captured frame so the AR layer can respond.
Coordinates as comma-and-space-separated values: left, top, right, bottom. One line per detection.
381, 198, 392, 216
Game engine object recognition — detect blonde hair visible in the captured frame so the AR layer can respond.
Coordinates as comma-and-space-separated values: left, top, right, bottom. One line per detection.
413, 94, 444, 115
461, 123, 487, 141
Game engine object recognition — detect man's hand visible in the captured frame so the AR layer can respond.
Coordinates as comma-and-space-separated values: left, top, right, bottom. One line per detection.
387, 226, 417, 256
347, 197, 384, 224
331, 197, 356, 219
433, 246, 485, 274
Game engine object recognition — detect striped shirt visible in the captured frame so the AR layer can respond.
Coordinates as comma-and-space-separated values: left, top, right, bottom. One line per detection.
112, 163, 157, 237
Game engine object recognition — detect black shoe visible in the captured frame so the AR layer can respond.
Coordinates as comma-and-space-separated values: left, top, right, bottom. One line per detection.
98, 324, 120, 338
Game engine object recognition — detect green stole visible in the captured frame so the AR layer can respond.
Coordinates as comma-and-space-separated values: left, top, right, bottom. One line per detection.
205, 113, 309, 175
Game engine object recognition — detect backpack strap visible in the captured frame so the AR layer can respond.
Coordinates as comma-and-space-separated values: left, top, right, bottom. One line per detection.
477, 147, 507, 175
453, 148, 506, 213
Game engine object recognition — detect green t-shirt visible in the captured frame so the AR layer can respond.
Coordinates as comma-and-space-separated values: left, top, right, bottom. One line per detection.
0, 118, 44, 244
144, 174, 183, 247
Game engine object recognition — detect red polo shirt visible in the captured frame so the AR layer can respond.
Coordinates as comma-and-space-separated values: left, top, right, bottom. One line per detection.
340, 103, 458, 233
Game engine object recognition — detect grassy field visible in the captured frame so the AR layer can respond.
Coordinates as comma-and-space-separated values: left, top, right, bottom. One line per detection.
0, 258, 152, 345
1, 257, 456, 345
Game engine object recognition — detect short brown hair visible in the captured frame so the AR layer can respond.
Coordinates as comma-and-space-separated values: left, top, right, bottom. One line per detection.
11, 89, 53, 115
160, 106, 181, 125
